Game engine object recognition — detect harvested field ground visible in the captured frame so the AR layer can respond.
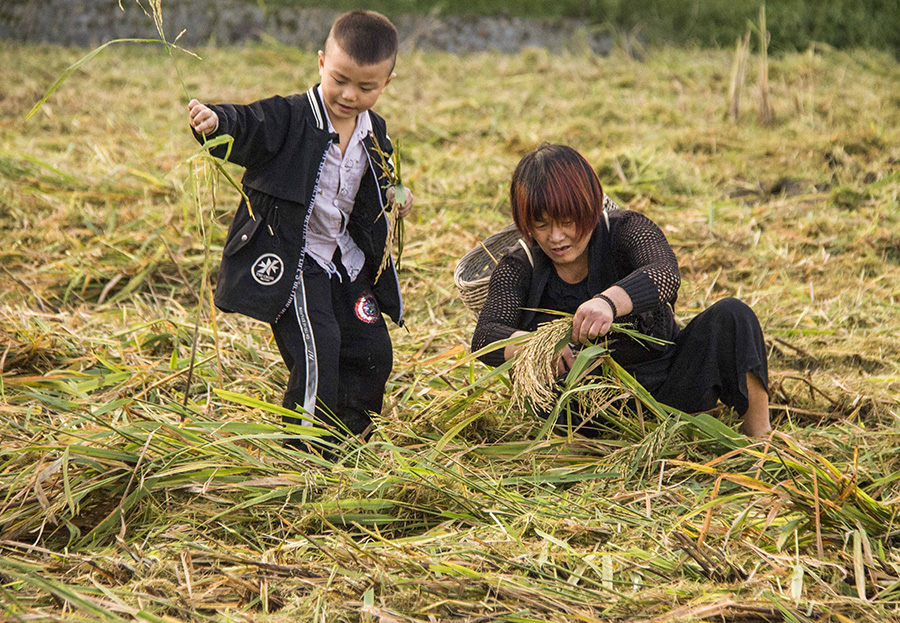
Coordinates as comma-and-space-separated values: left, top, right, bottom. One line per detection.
1, 39, 899, 622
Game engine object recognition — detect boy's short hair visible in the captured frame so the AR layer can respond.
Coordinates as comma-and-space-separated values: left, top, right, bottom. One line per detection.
510, 144, 603, 241
328, 10, 399, 71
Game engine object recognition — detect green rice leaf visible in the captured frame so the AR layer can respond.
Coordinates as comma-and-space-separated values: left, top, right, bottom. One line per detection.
25, 39, 167, 121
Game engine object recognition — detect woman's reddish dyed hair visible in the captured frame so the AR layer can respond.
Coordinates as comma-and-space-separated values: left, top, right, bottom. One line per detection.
510, 144, 603, 241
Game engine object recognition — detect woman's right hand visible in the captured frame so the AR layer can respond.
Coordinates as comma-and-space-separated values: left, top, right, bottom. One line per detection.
503, 330, 530, 361
555, 343, 578, 376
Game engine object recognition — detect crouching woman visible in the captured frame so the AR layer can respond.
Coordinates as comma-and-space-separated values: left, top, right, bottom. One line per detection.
471, 144, 771, 437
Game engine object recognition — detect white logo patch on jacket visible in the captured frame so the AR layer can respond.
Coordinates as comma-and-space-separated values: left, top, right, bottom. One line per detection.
251, 253, 284, 285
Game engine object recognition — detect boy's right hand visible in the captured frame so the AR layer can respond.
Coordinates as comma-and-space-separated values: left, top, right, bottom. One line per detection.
188, 99, 219, 136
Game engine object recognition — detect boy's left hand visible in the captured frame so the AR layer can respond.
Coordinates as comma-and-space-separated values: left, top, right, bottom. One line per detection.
386, 185, 414, 218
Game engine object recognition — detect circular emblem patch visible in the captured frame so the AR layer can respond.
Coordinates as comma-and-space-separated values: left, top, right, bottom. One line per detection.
354, 291, 380, 324
251, 253, 284, 286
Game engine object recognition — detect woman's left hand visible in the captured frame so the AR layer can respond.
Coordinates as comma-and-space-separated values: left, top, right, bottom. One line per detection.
572, 297, 615, 343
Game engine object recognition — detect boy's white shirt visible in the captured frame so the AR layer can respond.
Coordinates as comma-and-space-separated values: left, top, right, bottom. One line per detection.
305, 85, 370, 281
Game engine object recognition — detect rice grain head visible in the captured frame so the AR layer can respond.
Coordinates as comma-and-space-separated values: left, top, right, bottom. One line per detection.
512, 316, 572, 412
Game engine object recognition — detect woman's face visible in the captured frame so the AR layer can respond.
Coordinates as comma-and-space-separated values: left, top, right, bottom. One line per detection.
530, 217, 591, 272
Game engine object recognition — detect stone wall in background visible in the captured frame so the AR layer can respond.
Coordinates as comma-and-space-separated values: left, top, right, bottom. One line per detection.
0, 0, 613, 55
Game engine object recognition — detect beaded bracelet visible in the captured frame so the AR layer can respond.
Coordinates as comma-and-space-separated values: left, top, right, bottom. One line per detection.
594, 293, 618, 319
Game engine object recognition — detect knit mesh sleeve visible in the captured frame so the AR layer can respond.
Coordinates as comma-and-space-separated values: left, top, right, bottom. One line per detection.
611, 211, 681, 313
471, 253, 531, 367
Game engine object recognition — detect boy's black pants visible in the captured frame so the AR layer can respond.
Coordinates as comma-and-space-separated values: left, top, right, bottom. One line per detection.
271, 254, 393, 441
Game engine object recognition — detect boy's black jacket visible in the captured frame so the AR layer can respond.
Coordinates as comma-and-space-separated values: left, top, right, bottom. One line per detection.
194, 86, 403, 325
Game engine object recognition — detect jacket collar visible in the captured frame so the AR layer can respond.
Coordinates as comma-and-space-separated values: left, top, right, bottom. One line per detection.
306, 85, 327, 131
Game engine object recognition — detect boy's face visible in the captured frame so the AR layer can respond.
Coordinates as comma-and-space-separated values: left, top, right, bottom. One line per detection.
318, 41, 395, 124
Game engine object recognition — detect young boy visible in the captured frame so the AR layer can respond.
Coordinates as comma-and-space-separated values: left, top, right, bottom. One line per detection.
188, 10, 413, 450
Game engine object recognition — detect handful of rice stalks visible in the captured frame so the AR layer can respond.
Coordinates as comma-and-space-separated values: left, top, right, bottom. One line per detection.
512, 317, 576, 413
511, 314, 671, 415
369, 133, 408, 283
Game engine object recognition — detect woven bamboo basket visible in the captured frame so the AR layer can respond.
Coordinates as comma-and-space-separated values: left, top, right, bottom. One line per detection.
454, 223, 524, 316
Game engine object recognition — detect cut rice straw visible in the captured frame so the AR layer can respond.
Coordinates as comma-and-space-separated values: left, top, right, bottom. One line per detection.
511, 311, 671, 414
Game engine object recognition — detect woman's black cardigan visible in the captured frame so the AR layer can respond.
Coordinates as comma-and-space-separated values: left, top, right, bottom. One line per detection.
472, 209, 682, 368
